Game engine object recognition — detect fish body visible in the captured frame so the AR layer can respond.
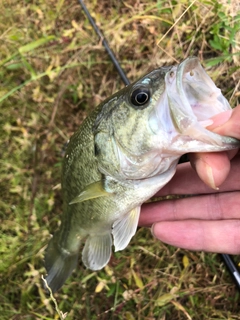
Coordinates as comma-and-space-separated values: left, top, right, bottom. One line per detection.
45, 57, 239, 292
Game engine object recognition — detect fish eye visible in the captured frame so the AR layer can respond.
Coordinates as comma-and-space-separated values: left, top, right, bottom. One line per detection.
130, 87, 150, 107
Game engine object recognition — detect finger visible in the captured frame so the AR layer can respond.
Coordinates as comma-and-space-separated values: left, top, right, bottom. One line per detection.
156, 162, 213, 196
151, 220, 240, 255
208, 105, 240, 140
189, 151, 231, 189
155, 153, 240, 197
188, 106, 240, 188
139, 191, 240, 227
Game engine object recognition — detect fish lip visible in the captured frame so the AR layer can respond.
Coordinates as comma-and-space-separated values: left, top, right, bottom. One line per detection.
168, 56, 227, 127
165, 57, 229, 144
155, 56, 240, 151
168, 56, 204, 126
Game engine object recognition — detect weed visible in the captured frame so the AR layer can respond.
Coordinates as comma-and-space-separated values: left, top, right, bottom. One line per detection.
0, 0, 239, 319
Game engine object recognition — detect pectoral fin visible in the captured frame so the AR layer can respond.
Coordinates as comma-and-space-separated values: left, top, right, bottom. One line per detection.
112, 206, 141, 252
69, 181, 111, 205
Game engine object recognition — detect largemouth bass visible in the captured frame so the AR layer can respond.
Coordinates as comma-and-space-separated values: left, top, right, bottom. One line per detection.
45, 57, 239, 292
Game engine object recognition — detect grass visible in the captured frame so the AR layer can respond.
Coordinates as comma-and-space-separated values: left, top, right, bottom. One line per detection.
0, 0, 240, 319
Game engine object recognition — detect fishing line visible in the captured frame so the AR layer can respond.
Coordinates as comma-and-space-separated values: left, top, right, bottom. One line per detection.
78, 0, 240, 292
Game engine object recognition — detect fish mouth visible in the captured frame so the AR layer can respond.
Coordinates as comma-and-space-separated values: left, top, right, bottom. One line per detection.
164, 56, 238, 150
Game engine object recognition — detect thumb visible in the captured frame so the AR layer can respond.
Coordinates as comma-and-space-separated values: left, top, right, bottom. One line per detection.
207, 105, 240, 140
189, 107, 240, 189
190, 151, 231, 190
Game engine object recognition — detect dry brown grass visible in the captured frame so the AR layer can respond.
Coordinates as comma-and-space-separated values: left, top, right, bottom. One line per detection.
0, 0, 239, 319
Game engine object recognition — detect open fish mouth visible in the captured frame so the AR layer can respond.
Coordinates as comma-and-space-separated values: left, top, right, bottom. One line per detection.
164, 56, 238, 149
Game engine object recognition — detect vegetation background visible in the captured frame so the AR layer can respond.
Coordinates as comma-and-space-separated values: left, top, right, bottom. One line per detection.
0, 0, 240, 319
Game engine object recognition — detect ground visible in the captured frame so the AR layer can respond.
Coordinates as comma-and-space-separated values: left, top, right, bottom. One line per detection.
0, 0, 240, 319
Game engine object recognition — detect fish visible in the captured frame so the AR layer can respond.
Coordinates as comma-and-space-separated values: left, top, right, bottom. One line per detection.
44, 57, 239, 293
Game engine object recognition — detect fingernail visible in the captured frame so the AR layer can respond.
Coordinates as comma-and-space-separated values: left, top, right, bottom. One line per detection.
151, 224, 157, 238
205, 163, 219, 190
207, 110, 232, 130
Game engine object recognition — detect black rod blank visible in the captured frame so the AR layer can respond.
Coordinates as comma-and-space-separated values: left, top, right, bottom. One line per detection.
78, 0, 130, 86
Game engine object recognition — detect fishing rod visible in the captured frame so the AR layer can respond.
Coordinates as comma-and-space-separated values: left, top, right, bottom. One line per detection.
77, 0, 240, 292
78, 0, 130, 86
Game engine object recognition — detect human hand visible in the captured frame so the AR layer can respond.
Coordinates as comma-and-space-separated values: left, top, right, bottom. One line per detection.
139, 105, 240, 254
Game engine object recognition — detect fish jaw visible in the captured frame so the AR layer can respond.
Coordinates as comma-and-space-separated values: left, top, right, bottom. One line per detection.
155, 57, 240, 153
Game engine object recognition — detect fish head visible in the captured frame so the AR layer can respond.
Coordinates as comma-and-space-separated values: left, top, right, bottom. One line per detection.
94, 57, 239, 180
93, 65, 171, 179
148, 56, 240, 152
151, 56, 239, 152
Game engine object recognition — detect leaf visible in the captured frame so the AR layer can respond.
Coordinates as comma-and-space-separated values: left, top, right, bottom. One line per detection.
95, 281, 105, 293
125, 311, 135, 320
205, 57, 226, 67
155, 293, 176, 307
19, 36, 56, 54
171, 301, 192, 320
182, 255, 190, 268
6, 63, 24, 70
131, 269, 144, 289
